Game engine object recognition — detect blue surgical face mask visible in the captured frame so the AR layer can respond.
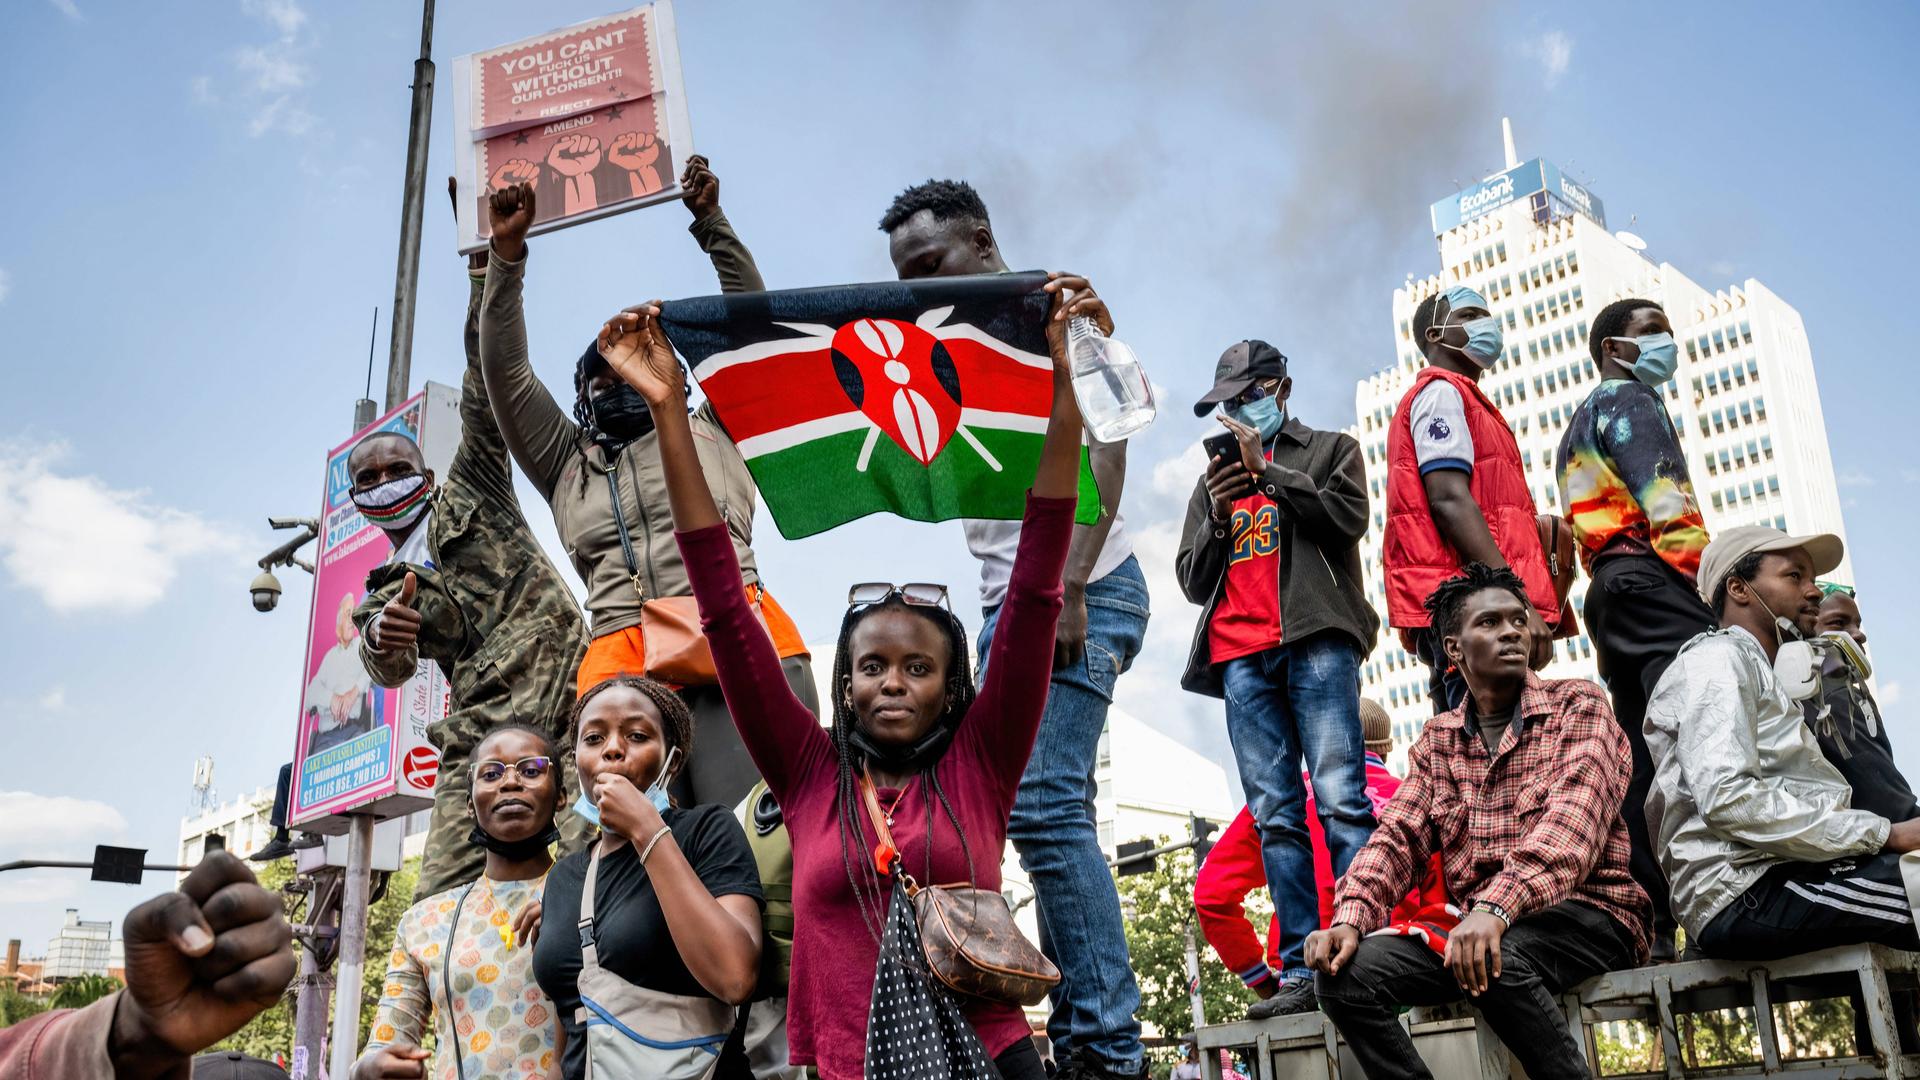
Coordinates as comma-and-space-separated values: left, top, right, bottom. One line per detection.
1227, 395, 1285, 441
1610, 332, 1678, 386
571, 746, 679, 829
1433, 287, 1502, 368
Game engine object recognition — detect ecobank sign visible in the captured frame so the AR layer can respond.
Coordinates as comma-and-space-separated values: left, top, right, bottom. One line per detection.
1429, 158, 1606, 234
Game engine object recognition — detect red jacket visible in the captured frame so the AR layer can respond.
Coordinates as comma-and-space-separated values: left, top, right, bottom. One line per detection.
1194, 756, 1447, 986
1383, 366, 1558, 628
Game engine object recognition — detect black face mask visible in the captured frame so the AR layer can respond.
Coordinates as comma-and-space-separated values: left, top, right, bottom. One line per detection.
846, 715, 959, 774
467, 820, 560, 862
590, 384, 655, 447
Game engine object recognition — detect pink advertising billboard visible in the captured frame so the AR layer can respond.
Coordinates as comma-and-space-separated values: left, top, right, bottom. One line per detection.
288, 385, 461, 831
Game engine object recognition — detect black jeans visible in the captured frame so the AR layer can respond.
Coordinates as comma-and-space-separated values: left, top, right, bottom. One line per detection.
993, 1038, 1047, 1080
1412, 628, 1466, 715
1584, 554, 1714, 935
1698, 851, 1920, 958
1315, 901, 1635, 1079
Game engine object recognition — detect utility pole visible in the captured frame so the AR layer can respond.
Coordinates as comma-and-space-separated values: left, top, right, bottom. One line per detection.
385, 0, 436, 412
1186, 919, 1223, 1080
329, 4, 435, 1072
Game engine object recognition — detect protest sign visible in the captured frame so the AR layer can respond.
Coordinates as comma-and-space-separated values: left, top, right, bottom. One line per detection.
288, 385, 459, 831
452, 3, 692, 253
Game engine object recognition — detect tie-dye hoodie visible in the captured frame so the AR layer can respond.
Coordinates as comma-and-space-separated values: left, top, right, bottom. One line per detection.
1556, 379, 1709, 581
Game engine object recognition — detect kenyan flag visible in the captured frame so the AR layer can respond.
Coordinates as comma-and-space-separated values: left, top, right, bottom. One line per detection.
659, 272, 1101, 539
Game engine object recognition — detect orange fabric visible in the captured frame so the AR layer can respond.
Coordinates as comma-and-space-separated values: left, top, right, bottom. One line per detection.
575, 584, 809, 696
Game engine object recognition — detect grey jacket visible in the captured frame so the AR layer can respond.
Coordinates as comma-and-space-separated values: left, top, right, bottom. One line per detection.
1175, 417, 1378, 697
478, 212, 766, 639
1645, 626, 1892, 938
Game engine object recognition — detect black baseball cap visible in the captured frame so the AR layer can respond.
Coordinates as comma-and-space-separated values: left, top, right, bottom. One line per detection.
1192, 339, 1288, 416
192, 1052, 289, 1079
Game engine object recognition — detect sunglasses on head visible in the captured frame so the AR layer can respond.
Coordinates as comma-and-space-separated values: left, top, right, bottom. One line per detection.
848, 582, 950, 611
1817, 581, 1855, 599
471, 757, 554, 785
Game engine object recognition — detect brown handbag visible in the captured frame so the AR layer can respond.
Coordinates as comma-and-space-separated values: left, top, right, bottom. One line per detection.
603, 465, 768, 685
859, 775, 1060, 1007
1536, 513, 1581, 640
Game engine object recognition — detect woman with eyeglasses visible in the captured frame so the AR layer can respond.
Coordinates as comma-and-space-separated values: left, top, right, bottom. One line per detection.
354, 724, 565, 1080
591, 275, 1103, 1079
532, 674, 769, 1080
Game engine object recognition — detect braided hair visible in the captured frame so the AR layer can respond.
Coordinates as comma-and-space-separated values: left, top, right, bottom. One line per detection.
570, 674, 695, 794
828, 596, 980, 942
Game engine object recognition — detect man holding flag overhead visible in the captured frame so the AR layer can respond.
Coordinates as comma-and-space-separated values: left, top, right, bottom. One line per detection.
884, 178, 1148, 1080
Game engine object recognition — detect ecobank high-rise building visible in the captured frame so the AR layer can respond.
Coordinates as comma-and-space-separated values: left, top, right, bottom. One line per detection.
1350, 124, 1852, 758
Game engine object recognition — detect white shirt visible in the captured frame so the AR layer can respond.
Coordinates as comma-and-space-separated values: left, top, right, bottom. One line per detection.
1408, 381, 1474, 475
305, 643, 371, 728
962, 509, 1132, 610
388, 509, 437, 569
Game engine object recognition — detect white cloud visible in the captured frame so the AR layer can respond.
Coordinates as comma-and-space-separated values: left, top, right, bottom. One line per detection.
243, 0, 306, 40
0, 442, 242, 614
1151, 440, 1209, 500
0, 790, 127, 858
216, 0, 320, 140
1837, 469, 1875, 488
1523, 30, 1572, 88
0, 268, 10, 304
235, 44, 307, 93
247, 95, 318, 138
1883, 681, 1903, 708
46, 0, 82, 21
37, 685, 66, 711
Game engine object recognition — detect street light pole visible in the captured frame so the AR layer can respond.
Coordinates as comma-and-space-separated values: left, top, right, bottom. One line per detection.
384, 0, 435, 412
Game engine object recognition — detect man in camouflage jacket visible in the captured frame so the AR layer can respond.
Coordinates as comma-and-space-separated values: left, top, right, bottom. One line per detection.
349, 259, 591, 900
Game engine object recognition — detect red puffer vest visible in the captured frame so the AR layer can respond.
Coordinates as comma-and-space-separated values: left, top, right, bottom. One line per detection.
1383, 366, 1560, 628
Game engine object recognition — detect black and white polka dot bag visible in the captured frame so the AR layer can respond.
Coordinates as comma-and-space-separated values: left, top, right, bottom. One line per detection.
864, 883, 999, 1079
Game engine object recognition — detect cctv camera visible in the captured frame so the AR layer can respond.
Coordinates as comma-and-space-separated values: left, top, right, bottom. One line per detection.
250, 570, 283, 613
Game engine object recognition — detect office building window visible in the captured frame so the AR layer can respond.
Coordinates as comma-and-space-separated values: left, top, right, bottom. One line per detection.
1740, 320, 1753, 344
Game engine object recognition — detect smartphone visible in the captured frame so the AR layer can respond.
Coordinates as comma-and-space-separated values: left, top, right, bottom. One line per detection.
1203, 432, 1239, 464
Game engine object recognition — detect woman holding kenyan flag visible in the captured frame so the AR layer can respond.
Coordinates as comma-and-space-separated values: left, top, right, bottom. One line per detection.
592, 274, 1109, 1079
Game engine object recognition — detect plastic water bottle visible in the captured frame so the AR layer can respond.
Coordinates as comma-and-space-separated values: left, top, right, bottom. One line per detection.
1067, 316, 1156, 441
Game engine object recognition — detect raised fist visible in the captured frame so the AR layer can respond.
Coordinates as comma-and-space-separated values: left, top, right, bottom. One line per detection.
547, 134, 602, 177
609, 131, 664, 198
680, 154, 720, 220
488, 158, 540, 191
487, 182, 537, 260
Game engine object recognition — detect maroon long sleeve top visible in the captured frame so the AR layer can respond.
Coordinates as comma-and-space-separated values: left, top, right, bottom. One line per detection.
677, 493, 1074, 1079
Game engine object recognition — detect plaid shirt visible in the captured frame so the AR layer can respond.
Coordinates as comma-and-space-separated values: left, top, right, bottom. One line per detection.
1332, 674, 1651, 962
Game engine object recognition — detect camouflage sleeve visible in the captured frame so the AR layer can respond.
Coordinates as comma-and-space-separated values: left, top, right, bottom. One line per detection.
446, 269, 519, 513
688, 209, 765, 294
354, 586, 418, 690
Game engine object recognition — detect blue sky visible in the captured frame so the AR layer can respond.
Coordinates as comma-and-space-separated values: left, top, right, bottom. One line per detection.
2, 0, 1915, 950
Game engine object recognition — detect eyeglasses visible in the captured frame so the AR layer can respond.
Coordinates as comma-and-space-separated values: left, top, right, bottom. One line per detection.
848, 582, 950, 611
471, 757, 554, 785
1226, 379, 1282, 408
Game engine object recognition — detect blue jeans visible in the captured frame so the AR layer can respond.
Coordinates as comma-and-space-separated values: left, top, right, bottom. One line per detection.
978, 556, 1149, 1073
1221, 634, 1373, 980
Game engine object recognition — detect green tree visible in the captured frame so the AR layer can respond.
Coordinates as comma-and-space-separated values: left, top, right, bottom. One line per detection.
217, 855, 422, 1062
0, 985, 49, 1028
1117, 838, 1259, 1039
48, 973, 121, 1011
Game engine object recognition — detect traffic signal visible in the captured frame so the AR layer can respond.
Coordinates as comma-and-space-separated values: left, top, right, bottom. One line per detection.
1188, 814, 1218, 864
91, 845, 147, 885
1115, 839, 1155, 876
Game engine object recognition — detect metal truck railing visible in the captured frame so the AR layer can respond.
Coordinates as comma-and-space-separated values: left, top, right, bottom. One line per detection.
1194, 943, 1920, 1079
